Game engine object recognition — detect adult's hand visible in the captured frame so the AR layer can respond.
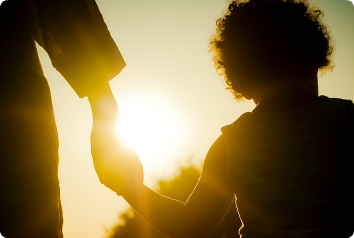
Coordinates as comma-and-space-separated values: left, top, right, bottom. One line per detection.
87, 83, 144, 194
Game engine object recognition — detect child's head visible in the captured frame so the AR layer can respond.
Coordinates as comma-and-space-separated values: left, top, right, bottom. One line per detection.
209, 0, 334, 100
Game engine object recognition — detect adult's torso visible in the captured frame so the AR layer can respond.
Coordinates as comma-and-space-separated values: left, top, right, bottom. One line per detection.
0, 1, 62, 237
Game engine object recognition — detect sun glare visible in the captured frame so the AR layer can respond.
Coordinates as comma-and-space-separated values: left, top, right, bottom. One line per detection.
115, 93, 189, 170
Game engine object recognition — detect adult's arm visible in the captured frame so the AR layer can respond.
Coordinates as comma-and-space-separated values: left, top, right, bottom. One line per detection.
28, 0, 125, 98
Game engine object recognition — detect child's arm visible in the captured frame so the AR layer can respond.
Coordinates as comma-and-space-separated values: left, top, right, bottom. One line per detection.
121, 135, 234, 238
87, 83, 234, 237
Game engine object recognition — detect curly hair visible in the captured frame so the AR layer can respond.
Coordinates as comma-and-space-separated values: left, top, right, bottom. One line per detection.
209, 0, 335, 100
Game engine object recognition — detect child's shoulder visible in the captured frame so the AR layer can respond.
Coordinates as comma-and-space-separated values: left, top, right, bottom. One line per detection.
321, 96, 354, 114
221, 96, 354, 135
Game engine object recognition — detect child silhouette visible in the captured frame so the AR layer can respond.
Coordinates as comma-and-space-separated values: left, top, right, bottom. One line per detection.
88, 0, 354, 237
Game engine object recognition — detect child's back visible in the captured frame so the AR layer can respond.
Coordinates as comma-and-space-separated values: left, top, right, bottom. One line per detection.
222, 96, 354, 238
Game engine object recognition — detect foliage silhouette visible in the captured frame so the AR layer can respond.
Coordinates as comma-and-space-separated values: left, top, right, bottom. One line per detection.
104, 161, 242, 238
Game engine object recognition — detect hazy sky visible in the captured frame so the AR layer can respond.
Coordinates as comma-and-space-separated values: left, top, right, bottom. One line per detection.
32, 0, 354, 238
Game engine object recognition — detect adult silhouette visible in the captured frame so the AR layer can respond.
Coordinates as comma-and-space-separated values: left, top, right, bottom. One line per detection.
0, 0, 125, 237
90, 0, 354, 238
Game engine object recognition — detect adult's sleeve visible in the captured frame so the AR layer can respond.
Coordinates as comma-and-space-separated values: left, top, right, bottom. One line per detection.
28, 0, 126, 98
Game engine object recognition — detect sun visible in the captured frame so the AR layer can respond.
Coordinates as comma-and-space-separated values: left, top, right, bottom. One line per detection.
115, 92, 189, 171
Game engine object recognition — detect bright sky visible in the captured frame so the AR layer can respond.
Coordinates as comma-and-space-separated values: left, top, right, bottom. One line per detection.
33, 1, 354, 238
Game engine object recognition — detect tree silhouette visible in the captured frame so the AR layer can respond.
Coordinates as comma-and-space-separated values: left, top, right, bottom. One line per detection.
104, 161, 242, 238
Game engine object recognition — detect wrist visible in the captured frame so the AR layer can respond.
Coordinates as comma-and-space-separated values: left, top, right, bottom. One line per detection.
87, 82, 118, 120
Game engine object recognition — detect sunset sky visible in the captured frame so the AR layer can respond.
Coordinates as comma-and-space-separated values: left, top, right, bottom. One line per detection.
31, 0, 354, 237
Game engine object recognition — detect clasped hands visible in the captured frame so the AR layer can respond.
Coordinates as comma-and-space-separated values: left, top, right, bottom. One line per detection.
88, 83, 144, 195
